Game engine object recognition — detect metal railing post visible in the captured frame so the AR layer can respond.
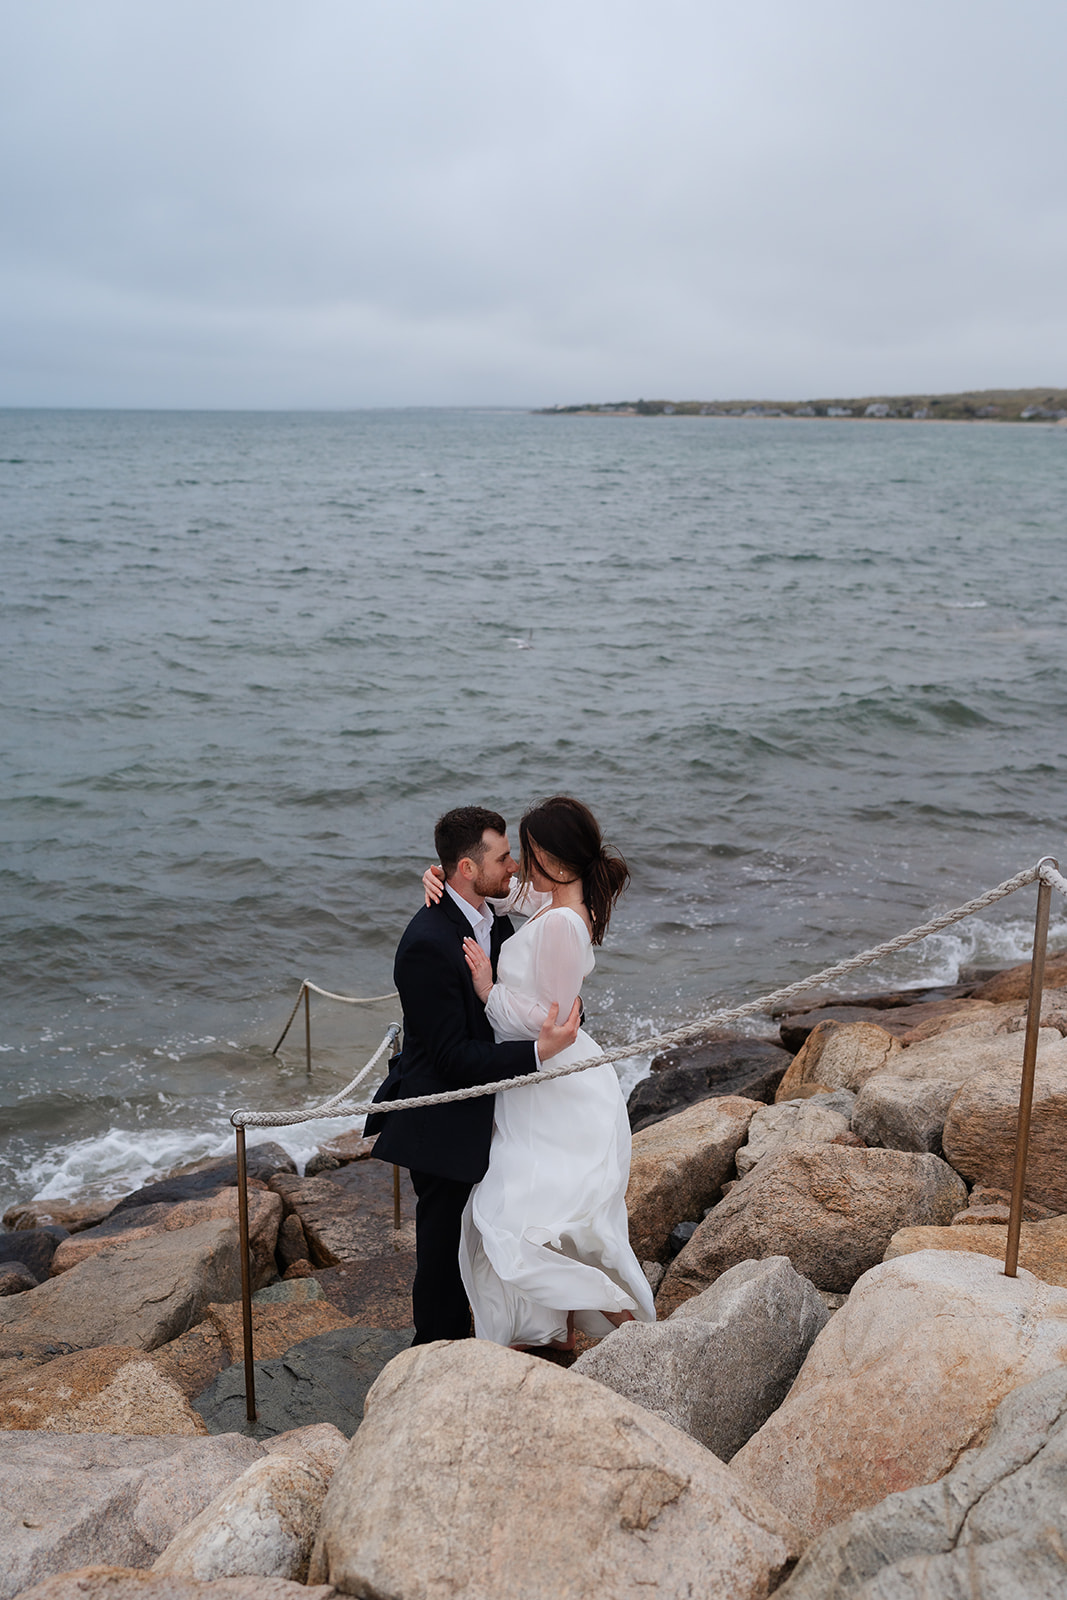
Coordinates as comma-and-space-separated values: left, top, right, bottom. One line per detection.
304, 984, 312, 1078
234, 1120, 257, 1421
1004, 865, 1055, 1276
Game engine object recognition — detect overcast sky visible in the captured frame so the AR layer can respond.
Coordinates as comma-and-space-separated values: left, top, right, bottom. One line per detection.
1, 1, 1064, 408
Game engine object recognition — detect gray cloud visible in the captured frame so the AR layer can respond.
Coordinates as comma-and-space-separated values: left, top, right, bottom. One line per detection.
1, 0, 1064, 406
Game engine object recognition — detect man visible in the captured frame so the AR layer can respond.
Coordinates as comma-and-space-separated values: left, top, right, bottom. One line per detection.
367, 805, 580, 1343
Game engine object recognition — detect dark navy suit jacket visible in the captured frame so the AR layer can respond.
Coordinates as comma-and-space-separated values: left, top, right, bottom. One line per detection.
366, 892, 536, 1184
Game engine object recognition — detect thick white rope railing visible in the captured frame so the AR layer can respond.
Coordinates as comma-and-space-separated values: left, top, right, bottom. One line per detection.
233, 858, 1064, 1131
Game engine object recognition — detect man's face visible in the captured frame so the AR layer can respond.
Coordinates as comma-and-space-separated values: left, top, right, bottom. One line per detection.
468, 829, 518, 899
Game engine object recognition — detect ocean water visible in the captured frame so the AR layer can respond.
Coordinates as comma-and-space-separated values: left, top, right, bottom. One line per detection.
2, 407, 1066, 1212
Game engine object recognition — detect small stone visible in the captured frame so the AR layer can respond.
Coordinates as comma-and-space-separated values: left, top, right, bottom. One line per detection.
667, 1221, 698, 1256
0, 1261, 39, 1295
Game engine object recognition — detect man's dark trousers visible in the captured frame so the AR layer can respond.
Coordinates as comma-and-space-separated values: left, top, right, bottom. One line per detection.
409, 1170, 474, 1342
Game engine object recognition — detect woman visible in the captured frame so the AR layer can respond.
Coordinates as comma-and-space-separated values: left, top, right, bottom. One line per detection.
425, 796, 655, 1349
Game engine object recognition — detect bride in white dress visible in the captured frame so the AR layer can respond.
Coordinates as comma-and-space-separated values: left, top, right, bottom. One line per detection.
437, 796, 656, 1349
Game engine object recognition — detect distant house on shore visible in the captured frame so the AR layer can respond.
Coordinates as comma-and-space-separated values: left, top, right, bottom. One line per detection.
864, 403, 891, 418
827, 406, 852, 417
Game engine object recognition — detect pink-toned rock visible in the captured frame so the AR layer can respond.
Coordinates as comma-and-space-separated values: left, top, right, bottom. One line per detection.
13, 1568, 337, 1600
942, 1045, 1067, 1210
884, 1212, 1067, 1288
0, 1344, 208, 1435
51, 1189, 282, 1290
0, 1218, 245, 1354
625, 1096, 759, 1262
657, 1144, 965, 1311
731, 1249, 1067, 1541
2, 1198, 113, 1234
313, 1131, 378, 1164
971, 953, 1067, 1002
775, 1022, 901, 1102
308, 1339, 800, 1599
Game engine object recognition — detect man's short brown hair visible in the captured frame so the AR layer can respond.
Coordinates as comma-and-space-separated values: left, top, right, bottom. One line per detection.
434, 806, 507, 877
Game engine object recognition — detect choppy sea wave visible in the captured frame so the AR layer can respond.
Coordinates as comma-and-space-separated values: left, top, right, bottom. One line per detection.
2, 408, 1065, 1209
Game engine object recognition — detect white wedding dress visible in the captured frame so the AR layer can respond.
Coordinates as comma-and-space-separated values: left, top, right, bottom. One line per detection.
459, 899, 657, 1346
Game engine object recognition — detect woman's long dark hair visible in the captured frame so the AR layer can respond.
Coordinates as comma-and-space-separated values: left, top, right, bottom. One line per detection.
518, 795, 629, 946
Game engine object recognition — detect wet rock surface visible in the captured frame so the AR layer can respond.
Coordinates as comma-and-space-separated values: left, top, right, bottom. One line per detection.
193, 1325, 413, 1440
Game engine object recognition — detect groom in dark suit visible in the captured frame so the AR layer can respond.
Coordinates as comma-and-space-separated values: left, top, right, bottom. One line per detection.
367, 806, 580, 1343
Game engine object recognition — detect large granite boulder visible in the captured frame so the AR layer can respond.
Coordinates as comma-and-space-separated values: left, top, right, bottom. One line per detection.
0, 1218, 244, 1354
730, 1249, 1067, 1541
942, 1047, 1067, 1210
50, 1189, 282, 1290
574, 1256, 827, 1460
152, 1454, 329, 1582
0, 1431, 264, 1600
627, 1038, 790, 1130
625, 1095, 759, 1262
884, 1212, 1067, 1287
851, 1021, 1064, 1155
308, 1340, 800, 1599
735, 1096, 852, 1176
775, 1022, 902, 1100
267, 1162, 416, 1267
194, 1325, 413, 1440
657, 1145, 966, 1312
0, 1344, 208, 1434
774, 1362, 1067, 1598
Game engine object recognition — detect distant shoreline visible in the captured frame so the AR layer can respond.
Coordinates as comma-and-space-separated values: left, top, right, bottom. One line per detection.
537, 388, 1067, 424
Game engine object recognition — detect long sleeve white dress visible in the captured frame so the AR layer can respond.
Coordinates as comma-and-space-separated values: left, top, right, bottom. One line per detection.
458, 903, 657, 1346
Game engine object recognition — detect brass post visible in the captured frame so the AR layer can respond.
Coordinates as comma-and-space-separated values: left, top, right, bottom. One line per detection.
304, 984, 312, 1078
1004, 869, 1054, 1276
393, 1164, 402, 1230
234, 1121, 257, 1421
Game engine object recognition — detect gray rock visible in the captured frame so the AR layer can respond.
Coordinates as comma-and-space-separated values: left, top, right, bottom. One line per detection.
851, 1073, 961, 1153
0, 1225, 68, 1280
0, 1261, 39, 1295
0, 1431, 264, 1600
736, 1099, 851, 1176
152, 1454, 329, 1582
194, 1325, 413, 1439
267, 1164, 416, 1267
574, 1256, 828, 1461
776, 1363, 1067, 1598
253, 1278, 325, 1306
0, 1219, 244, 1353
627, 1039, 791, 1130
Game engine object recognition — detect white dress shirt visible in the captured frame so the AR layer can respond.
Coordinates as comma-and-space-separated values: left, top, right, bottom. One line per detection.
444, 883, 494, 956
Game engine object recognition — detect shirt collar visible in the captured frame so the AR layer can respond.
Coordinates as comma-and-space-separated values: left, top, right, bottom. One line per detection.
444, 882, 492, 932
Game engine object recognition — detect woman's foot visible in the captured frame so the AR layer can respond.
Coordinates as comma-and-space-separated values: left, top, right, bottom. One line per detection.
601, 1309, 635, 1329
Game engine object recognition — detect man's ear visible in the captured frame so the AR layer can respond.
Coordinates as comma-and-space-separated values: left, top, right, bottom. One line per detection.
456, 856, 476, 882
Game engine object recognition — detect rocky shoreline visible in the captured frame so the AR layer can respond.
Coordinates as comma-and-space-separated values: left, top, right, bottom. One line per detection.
2, 947, 1067, 1597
